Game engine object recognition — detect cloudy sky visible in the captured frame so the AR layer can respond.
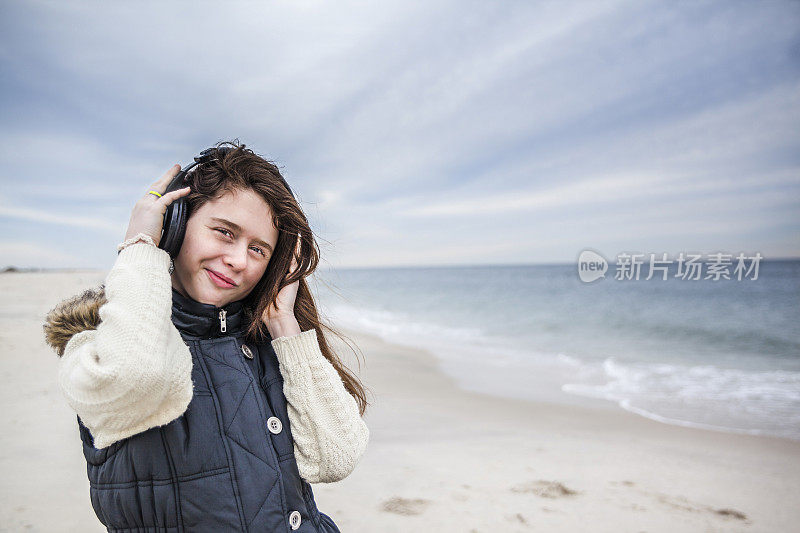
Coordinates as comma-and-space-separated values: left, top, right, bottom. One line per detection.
1, 0, 798, 269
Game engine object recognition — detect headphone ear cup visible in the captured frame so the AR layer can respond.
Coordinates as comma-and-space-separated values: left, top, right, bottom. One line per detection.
159, 170, 191, 258
160, 197, 188, 258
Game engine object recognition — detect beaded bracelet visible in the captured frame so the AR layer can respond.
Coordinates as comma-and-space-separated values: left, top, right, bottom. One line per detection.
117, 232, 157, 253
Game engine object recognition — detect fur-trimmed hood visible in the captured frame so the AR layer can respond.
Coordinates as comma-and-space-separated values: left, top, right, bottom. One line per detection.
43, 285, 107, 357
43, 285, 252, 355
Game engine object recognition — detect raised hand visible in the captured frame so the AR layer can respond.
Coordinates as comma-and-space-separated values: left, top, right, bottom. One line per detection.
124, 164, 191, 246
262, 232, 303, 339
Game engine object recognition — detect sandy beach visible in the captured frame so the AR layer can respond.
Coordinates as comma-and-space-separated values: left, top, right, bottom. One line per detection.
2, 270, 799, 532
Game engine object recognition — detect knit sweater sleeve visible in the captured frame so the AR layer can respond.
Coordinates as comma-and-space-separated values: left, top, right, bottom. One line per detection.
57, 242, 194, 449
271, 329, 369, 484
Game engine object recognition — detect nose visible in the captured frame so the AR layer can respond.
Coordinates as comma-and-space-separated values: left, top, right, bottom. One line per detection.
223, 243, 249, 272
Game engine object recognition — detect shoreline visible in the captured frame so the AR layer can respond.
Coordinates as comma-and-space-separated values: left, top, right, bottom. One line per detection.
336, 323, 800, 444
316, 326, 800, 532
338, 326, 800, 447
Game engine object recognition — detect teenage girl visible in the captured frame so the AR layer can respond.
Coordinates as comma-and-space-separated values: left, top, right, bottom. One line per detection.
44, 142, 369, 532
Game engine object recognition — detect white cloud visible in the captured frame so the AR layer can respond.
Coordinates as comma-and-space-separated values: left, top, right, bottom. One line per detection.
0, 204, 121, 233
0, 241, 82, 268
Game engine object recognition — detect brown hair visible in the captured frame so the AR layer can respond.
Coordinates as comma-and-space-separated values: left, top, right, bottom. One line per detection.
185, 140, 369, 416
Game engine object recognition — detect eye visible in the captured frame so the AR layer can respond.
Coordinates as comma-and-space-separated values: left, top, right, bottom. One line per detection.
215, 227, 266, 257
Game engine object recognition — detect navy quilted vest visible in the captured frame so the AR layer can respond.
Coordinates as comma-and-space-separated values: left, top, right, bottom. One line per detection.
76, 289, 341, 532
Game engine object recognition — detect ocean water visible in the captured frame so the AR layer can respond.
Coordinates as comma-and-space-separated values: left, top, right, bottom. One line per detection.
313, 260, 800, 441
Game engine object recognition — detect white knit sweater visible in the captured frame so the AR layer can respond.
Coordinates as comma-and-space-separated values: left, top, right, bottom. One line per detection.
58, 241, 368, 483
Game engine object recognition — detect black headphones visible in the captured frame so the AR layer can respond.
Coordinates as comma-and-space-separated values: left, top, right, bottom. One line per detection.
159, 146, 296, 258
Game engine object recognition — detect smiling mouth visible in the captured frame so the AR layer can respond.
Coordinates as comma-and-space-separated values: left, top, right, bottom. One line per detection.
206, 269, 237, 288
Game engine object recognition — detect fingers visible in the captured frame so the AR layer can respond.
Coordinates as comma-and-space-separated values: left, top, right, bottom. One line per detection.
151, 164, 182, 191
142, 164, 184, 204
289, 232, 301, 275
159, 186, 191, 206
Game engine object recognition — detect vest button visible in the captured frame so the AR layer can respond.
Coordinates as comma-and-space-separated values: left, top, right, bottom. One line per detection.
267, 416, 283, 434
289, 510, 302, 530
241, 344, 254, 359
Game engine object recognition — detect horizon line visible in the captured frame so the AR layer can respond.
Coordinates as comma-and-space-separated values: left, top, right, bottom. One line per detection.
5, 255, 800, 273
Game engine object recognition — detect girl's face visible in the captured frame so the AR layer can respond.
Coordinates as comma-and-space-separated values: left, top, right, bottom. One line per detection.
171, 187, 279, 308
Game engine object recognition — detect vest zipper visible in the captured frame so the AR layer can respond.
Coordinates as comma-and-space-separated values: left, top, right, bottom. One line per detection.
218, 309, 227, 333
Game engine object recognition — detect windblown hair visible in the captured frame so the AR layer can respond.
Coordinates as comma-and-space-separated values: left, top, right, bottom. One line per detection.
186, 141, 368, 416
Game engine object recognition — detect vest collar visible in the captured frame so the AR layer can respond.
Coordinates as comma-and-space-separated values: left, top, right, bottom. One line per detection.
171, 288, 248, 338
